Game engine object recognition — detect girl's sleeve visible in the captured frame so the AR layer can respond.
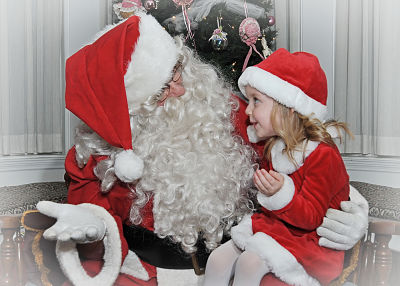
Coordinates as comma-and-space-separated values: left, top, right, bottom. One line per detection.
257, 145, 349, 230
65, 147, 133, 262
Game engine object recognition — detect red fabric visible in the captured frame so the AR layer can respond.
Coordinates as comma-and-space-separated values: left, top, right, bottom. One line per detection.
65, 147, 155, 264
255, 48, 327, 106
65, 16, 141, 150
252, 143, 349, 285
260, 273, 291, 286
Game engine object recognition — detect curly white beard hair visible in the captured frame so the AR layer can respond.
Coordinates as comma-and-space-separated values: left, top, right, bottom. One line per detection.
74, 37, 257, 254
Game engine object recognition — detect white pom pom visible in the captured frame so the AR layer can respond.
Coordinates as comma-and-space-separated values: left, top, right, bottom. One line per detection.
114, 150, 144, 183
247, 125, 263, 143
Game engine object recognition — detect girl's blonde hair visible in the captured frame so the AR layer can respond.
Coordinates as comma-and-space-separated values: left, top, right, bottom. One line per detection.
264, 101, 353, 167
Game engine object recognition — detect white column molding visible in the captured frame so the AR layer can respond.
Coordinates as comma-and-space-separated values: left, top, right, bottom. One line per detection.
343, 156, 400, 188
0, 155, 65, 187
275, 0, 302, 52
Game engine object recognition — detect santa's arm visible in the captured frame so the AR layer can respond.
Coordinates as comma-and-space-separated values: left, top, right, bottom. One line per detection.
317, 186, 368, 250
35, 147, 135, 286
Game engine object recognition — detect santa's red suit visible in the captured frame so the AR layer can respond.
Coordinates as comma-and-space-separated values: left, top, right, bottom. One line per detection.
62, 96, 253, 285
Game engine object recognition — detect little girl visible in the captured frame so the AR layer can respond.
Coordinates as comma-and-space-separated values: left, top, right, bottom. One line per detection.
203, 48, 352, 286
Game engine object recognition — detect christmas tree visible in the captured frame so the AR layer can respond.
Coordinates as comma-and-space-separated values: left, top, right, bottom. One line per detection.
113, 0, 277, 90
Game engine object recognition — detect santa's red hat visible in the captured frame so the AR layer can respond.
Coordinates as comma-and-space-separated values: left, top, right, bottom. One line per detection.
65, 13, 179, 183
238, 48, 328, 121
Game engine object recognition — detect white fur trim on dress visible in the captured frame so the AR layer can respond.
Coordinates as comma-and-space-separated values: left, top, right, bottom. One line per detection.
238, 66, 328, 121
124, 12, 179, 108
120, 250, 150, 281
231, 214, 254, 250
157, 268, 202, 286
257, 174, 295, 211
270, 139, 319, 174
55, 204, 122, 286
245, 232, 320, 286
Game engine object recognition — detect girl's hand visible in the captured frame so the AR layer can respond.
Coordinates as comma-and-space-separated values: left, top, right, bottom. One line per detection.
254, 169, 284, 196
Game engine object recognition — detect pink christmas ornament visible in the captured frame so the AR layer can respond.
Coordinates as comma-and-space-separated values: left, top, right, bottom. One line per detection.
239, 17, 264, 71
267, 15, 276, 26
114, 0, 144, 20
172, 0, 193, 5
123, 0, 142, 8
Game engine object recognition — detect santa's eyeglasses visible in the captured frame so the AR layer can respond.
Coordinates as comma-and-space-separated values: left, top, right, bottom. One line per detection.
159, 60, 184, 98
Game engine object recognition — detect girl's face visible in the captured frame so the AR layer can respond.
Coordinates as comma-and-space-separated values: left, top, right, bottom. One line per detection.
245, 85, 278, 140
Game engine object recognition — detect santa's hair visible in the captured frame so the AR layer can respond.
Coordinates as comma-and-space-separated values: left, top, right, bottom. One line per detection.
74, 37, 257, 253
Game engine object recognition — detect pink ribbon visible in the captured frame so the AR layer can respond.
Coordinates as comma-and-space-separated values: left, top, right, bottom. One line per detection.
242, 44, 264, 72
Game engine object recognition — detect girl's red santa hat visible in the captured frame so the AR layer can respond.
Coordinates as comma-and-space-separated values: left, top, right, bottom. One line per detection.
238, 48, 328, 121
65, 13, 179, 183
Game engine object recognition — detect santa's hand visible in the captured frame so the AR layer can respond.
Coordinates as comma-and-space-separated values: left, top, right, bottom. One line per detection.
37, 201, 106, 244
317, 186, 368, 250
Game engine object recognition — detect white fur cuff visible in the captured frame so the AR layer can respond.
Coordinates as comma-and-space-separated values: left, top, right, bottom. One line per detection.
257, 174, 295, 211
56, 204, 122, 286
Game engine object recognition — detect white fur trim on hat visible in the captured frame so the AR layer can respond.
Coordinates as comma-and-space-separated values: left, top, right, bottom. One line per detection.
55, 204, 122, 286
115, 149, 144, 182
245, 232, 320, 286
124, 13, 179, 108
238, 66, 328, 121
257, 174, 295, 211
271, 139, 319, 174
231, 214, 254, 250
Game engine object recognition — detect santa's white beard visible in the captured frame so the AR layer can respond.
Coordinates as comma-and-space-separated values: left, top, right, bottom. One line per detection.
131, 89, 255, 254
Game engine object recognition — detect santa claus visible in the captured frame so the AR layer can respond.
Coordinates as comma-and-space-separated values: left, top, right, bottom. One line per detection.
37, 12, 368, 286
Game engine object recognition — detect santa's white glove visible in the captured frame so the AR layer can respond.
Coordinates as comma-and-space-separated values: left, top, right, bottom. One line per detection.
317, 186, 369, 250
37, 201, 106, 244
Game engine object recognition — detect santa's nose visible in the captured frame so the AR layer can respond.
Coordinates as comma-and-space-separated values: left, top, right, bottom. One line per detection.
168, 81, 185, 98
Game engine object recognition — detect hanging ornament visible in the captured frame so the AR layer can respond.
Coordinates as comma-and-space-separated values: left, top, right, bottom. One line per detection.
267, 15, 276, 26
113, 0, 145, 20
144, 0, 156, 11
239, 17, 264, 71
172, 0, 193, 5
171, 0, 196, 47
261, 33, 272, 58
239, 0, 264, 71
209, 14, 228, 51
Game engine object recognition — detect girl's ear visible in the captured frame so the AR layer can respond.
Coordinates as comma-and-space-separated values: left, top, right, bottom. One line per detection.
290, 108, 295, 114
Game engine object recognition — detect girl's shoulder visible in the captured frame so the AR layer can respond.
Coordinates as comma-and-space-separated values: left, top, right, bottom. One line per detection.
305, 141, 345, 169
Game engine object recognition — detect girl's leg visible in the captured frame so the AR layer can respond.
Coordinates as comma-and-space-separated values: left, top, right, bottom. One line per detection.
203, 240, 242, 286
232, 250, 270, 286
